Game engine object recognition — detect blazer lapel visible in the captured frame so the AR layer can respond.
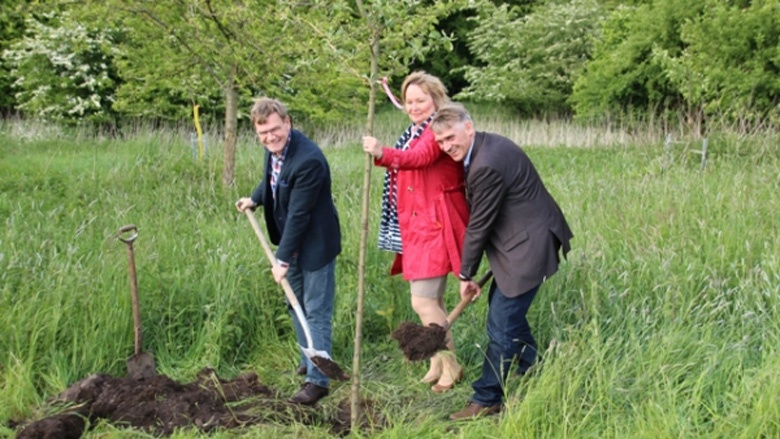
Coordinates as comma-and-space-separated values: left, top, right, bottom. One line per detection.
274, 135, 297, 209
466, 132, 487, 204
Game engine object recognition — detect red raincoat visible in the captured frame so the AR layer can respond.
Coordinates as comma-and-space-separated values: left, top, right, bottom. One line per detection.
375, 127, 469, 280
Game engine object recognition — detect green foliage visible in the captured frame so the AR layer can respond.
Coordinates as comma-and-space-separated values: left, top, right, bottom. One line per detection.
277, 0, 463, 119
0, 0, 31, 113
101, 0, 435, 125
99, 1, 270, 123
3, 0, 780, 135
459, 0, 604, 115
651, 0, 780, 128
570, 1, 700, 120
409, 8, 478, 95
253, 2, 373, 125
112, 37, 225, 123
2, 10, 123, 124
568, 0, 780, 131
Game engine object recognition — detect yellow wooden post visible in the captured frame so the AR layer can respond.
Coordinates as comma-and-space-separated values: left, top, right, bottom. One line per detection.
193, 104, 204, 161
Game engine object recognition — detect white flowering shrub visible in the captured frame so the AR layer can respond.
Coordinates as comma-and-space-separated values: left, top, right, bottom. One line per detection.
3, 12, 123, 124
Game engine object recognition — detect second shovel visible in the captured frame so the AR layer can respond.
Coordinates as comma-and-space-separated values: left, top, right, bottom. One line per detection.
243, 210, 348, 381
392, 270, 493, 361
117, 224, 156, 379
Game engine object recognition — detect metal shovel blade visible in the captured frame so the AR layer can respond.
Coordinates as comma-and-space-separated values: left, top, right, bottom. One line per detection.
127, 352, 156, 379
291, 302, 349, 381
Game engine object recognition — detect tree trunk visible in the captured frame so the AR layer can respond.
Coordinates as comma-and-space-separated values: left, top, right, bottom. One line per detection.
351, 19, 380, 432
222, 66, 238, 187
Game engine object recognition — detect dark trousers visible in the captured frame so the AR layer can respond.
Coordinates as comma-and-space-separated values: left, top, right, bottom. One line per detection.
471, 280, 540, 407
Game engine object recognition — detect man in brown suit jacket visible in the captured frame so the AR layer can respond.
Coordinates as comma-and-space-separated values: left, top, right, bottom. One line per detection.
431, 102, 573, 421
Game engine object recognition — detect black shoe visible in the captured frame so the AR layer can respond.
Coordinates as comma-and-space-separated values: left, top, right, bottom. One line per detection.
295, 365, 307, 375
288, 382, 329, 405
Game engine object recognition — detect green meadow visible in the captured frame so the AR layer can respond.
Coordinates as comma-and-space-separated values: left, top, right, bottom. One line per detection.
1, 115, 779, 438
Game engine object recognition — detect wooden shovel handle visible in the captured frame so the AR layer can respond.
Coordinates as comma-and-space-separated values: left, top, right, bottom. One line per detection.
243, 211, 300, 306
243, 210, 316, 348
444, 270, 493, 329
117, 224, 142, 355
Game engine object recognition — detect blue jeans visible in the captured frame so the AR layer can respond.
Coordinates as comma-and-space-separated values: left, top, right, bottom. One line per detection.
285, 258, 336, 388
471, 280, 540, 407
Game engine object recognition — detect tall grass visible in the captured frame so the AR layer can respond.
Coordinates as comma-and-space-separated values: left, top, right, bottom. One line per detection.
1, 116, 778, 438
306, 104, 659, 149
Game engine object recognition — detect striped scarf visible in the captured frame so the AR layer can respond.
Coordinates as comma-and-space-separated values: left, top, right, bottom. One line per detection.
377, 116, 433, 253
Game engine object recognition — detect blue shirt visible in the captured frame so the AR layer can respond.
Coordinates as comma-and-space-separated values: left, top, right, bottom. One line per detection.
463, 138, 476, 175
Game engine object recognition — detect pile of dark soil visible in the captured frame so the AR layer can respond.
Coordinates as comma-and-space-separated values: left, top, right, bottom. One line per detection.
13, 368, 381, 438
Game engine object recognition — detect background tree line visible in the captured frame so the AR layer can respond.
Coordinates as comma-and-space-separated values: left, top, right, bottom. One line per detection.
2, 0, 778, 134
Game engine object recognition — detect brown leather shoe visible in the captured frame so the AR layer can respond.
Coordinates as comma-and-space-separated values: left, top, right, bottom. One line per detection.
295, 365, 307, 375
288, 382, 329, 405
449, 402, 502, 421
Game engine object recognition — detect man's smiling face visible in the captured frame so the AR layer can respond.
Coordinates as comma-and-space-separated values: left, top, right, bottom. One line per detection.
255, 112, 291, 155
434, 120, 475, 162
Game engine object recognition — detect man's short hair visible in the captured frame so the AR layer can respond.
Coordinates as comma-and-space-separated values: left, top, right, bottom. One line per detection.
251, 97, 289, 124
430, 102, 472, 133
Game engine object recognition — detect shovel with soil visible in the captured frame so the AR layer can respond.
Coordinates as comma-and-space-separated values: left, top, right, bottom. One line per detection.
392, 270, 493, 362
242, 210, 349, 381
117, 224, 156, 378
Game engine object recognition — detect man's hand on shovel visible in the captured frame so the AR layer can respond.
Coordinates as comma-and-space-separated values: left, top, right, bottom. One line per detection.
271, 264, 288, 283
459, 279, 482, 302
235, 197, 256, 212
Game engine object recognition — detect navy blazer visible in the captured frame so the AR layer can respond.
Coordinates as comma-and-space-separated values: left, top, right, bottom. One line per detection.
461, 132, 573, 297
251, 129, 341, 271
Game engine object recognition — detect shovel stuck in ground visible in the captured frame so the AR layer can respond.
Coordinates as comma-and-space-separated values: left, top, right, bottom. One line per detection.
242, 210, 349, 381
117, 224, 156, 379
392, 270, 493, 362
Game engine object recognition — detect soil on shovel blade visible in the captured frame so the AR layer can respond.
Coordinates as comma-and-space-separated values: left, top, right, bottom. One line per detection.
312, 356, 350, 381
13, 368, 383, 438
391, 321, 449, 361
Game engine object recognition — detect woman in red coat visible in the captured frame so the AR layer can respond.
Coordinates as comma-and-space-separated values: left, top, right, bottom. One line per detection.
362, 71, 469, 393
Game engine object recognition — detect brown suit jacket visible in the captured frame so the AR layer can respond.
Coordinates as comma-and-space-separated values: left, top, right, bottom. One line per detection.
461, 132, 573, 297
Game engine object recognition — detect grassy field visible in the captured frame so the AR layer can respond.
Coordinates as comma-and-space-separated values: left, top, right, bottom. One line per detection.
1, 115, 779, 438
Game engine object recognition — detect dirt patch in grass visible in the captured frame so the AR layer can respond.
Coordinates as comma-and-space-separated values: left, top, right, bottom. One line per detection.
13, 368, 382, 438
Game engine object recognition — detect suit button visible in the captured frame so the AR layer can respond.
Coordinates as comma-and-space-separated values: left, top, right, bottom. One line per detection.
407, 186, 413, 191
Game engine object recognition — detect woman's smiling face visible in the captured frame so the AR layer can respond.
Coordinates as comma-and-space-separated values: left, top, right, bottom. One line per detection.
404, 84, 436, 125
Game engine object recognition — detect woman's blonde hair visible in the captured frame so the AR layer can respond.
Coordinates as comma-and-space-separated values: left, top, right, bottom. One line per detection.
401, 71, 450, 110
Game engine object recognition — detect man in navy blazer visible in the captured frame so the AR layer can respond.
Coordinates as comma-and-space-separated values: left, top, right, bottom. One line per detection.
236, 98, 341, 406
431, 102, 573, 421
